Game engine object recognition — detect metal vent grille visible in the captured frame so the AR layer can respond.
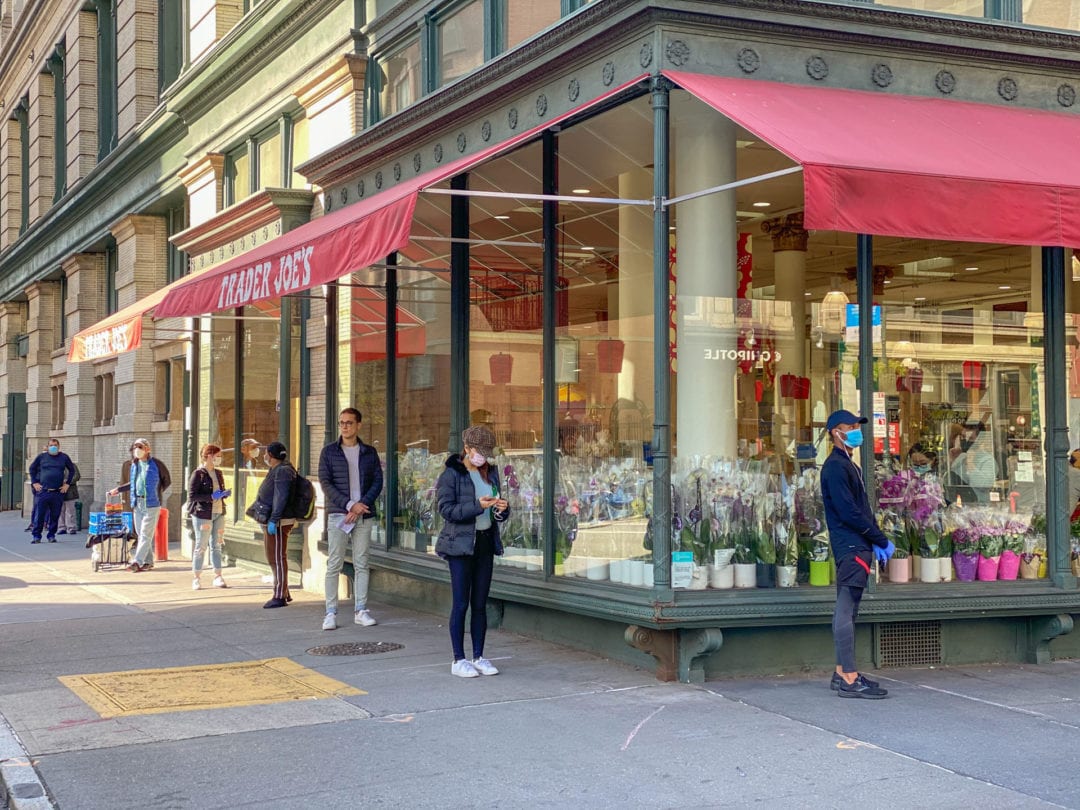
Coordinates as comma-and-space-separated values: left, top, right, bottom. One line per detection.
877, 620, 942, 667
306, 641, 404, 656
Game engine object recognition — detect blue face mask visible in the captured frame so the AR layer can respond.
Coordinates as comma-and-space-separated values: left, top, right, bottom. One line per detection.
48, 446, 59, 456
840, 428, 863, 449
913, 464, 930, 475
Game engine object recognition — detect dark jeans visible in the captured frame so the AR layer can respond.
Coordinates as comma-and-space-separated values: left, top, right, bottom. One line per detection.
447, 545, 495, 661
33, 491, 63, 540
833, 584, 865, 673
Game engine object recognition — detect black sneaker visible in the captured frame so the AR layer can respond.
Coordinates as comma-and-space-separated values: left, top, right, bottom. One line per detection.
30, 538, 41, 544
837, 674, 888, 699
263, 598, 288, 609
831, 671, 880, 691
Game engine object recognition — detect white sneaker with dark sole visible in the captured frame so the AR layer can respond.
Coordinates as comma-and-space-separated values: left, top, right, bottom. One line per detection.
322, 613, 337, 631
354, 610, 376, 627
451, 660, 480, 678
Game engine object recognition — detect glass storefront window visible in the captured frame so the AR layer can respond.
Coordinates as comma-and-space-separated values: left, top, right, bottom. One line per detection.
506, 0, 561, 48
393, 193, 452, 551
337, 272, 392, 547
199, 313, 238, 517
550, 98, 656, 584
437, 0, 484, 87
378, 38, 422, 119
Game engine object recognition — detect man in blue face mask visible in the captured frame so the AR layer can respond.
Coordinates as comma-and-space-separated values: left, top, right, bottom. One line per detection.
821, 409, 893, 699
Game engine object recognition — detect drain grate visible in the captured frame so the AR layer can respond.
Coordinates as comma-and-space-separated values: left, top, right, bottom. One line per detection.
306, 641, 404, 656
877, 620, 942, 667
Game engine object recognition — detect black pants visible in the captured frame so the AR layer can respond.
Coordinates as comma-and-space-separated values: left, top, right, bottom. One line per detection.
833, 584, 865, 673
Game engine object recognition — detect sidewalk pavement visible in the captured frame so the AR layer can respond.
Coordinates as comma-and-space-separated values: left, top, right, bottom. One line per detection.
1, 510, 1079, 809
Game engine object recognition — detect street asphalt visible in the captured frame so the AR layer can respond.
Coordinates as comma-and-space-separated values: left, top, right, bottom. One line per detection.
0, 510, 1078, 809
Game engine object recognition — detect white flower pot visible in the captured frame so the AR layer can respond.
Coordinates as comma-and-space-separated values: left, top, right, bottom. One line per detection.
643, 563, 654, 587
713, 548, 736, 567
776, 565, 797, 588
919, 556, 939, 583
586, 557, 609, 581
709, 563, 734, 589
627, 560, 646, 587
689, 564, 709, 590
733, 563, 757, 589
609, 559, 625, 584
940, 558, 953, 582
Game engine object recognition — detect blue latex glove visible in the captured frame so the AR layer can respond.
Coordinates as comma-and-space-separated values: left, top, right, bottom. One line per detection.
221, 489, 232, 499
211, 490, 225, 501
873, 545, 889, 565
267, 521, 277, 536
882, 540, 896, 562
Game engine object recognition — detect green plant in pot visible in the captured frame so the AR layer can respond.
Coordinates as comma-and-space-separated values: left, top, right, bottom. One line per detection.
755, 527, 777, 587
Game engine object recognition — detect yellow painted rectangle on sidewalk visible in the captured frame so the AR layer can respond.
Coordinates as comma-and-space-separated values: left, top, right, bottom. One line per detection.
59, 658, 365, 718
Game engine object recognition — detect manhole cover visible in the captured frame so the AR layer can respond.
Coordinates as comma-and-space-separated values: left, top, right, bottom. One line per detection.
307, 641, 404, 656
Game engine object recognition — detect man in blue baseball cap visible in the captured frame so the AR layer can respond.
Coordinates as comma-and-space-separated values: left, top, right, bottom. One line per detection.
821, 409, 892, 699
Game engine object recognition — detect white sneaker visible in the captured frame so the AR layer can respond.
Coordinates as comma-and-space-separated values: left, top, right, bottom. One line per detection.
354, 609, 377, 627
322, 612, 337, 631
471, 657, 499, 676
451, 659, 480, 678
212, 575, 227, 588
192, 577, 201, 591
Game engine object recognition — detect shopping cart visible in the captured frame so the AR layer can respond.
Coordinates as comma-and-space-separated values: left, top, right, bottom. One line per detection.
86, 493, 135, 572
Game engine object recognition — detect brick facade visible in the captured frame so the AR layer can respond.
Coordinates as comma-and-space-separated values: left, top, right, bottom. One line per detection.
116, 0, 158, 140
64, 10, 97, 190
0, 117, 20, 251
28, 70, 54, 223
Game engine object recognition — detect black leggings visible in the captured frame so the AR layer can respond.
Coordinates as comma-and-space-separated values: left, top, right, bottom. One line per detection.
833, 584, 864, 673
447, 551, 494, 661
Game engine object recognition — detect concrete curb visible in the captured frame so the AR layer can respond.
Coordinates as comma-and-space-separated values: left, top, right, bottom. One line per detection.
0, 715, 53, 810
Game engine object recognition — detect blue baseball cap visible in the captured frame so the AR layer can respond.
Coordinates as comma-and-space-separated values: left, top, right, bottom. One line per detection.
826, 409, 868, 432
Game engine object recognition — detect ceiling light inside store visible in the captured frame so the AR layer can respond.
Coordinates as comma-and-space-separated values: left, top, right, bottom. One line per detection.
999, 285, 1011, 290
966, 266, 979, 271
805, 291, 813, 297
572, 188, 591, 194
883, 280, 891, 285
915, 296, 926, 301
752, 201, 770, 208
494, 215, 510, 220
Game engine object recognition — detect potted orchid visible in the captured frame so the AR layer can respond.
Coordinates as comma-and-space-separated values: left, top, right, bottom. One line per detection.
977, 528, 1004, 581
998, 519, 1025, 580
950, 526, 979, 582
1021, 514, 1046, 579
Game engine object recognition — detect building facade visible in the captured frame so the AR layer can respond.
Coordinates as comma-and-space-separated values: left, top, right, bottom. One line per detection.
5, 0, 1080, 679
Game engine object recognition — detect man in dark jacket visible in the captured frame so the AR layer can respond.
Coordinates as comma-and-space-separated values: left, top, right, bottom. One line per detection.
821, 409, 893, 699
318, 408, 383, 630
28, 439, 76, 544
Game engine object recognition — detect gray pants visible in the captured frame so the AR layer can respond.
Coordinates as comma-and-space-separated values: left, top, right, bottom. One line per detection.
325, 516, 372, 614
833, 584, 864, 673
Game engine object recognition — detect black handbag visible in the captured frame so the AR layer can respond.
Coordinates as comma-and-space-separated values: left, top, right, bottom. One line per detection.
246, 501, 271, 524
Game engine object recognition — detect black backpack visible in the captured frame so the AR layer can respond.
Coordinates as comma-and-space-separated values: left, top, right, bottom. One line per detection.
287, 473, 316, 521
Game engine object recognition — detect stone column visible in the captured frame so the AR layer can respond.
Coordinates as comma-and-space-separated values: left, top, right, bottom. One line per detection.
64, 10, 98, 190
0, 116, 22, 251
25, 281, 61, 509
179, 154, 225, 227
28, 69, 54, 223
0, 301, 27, 511
64, 253, 106, 507
616, 168, 653, 415
294, 54, 367, 158
672, 95, 737, 459
116, 0, 160, 140
762, 213, 808, 451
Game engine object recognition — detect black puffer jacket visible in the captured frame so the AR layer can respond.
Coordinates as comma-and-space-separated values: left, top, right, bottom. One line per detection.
253, 462, 296, 524
434, 454, 508, 558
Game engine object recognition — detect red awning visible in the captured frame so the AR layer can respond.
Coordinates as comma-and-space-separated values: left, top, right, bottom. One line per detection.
68, 264, 220, 362
153, 75, 648, 320
665, 70, 1080, 246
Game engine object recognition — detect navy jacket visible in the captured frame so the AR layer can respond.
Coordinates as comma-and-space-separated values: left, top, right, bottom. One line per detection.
434, 454, 508, 557
821, 446, 888, 560
254, 461, 296, 524
30, 452, 76, 491
318, 438, 383, 517
187, 466, 227, 521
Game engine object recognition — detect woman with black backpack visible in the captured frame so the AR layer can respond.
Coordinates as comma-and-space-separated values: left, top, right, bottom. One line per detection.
249, 441, 296, 608
187, 444, 231, 591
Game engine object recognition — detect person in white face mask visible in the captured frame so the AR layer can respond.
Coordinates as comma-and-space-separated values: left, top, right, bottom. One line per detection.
434, 425, 509, 678
187, 443, 231, 590
109, 438, 170, 572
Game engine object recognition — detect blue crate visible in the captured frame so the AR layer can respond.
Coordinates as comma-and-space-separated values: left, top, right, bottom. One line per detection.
88, 511, 134, 535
